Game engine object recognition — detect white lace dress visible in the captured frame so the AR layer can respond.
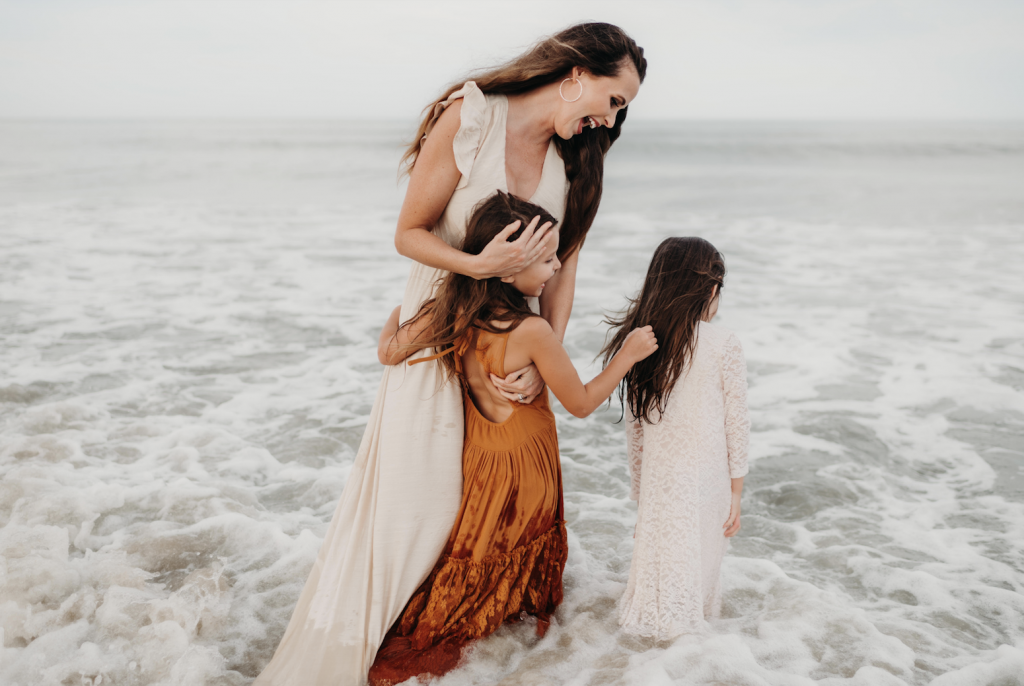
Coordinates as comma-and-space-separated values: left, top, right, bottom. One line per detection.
619, 321, 750, 639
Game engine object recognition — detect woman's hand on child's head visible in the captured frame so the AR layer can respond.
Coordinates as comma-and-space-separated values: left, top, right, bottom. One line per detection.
477, 215, 553, 279
621, 325, 658, 363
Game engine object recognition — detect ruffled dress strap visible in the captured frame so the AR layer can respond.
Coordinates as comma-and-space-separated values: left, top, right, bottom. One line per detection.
475, 330, 509, 380
422, 81, 489, 190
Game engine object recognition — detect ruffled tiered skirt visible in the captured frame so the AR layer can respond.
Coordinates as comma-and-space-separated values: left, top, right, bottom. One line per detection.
368, 392, 567, 685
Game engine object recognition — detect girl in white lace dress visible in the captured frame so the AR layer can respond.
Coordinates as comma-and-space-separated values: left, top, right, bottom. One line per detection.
602, 237, 750, 639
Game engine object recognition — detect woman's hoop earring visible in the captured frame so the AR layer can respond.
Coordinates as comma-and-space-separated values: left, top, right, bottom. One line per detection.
559, 78, 583, 103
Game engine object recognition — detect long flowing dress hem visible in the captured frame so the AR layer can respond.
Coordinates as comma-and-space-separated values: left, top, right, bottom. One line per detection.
368, 521, 566, 686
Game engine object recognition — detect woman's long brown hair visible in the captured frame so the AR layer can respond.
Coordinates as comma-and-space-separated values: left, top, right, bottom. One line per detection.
402, 23, 646, 260
404, 191, 558, 383
601, 238, 726, 424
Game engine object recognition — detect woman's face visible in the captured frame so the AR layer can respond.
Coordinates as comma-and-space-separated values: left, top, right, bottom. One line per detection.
556, 62, 642, 140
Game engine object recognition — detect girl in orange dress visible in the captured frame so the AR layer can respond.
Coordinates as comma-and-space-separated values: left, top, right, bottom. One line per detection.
368, 191, 658, 685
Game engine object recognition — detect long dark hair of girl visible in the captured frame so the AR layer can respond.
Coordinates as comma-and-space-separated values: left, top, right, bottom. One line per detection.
404, 191, 558, 383
402, 22, 646, 260
600, 237, 726, 424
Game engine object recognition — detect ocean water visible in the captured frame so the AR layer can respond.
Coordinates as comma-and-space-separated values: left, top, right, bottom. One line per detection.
1, 118, 1023, 686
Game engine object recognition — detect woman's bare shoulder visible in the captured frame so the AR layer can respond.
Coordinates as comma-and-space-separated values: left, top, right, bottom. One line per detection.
429, 99, 463, 138
409, 100, 464, 185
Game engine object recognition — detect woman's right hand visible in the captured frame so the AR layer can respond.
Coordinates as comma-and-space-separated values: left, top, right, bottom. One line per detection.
475, 215, 553, 279
620, 325, 658, 363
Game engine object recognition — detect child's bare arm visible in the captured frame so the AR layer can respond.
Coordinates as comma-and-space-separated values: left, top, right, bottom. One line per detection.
515, 318, 657, 418
377, 306, 433, 365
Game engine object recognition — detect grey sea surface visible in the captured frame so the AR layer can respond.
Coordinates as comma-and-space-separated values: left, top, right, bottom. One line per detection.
1, 119, 1023, 685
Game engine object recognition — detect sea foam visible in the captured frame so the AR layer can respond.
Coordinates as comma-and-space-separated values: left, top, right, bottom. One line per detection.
1, 119, 1023, 685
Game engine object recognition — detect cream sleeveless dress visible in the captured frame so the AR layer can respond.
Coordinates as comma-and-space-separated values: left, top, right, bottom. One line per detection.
254, 82, 567, 686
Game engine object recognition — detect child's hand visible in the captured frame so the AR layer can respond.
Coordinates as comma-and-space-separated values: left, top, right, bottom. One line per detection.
377, 305, 404, 365
620, 325, 658, 363
723, 491, 742, 537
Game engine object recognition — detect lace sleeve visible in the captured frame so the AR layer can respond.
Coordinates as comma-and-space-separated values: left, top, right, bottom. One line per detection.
722, 332, 750, 478
626, 410, 644, 501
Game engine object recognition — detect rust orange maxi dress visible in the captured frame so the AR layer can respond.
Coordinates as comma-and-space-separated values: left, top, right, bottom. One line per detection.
368, 329, 568, 685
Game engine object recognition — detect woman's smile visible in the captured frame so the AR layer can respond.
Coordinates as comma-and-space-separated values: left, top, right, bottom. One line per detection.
575, 116, 599, 135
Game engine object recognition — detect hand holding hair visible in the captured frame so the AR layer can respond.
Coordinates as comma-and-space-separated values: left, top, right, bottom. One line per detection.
618, 325, 659, 363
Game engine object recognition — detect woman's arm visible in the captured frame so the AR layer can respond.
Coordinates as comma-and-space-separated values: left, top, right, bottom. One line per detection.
395, 102, 552, 280
377, 306, 434, 365
513, 318, 657, 418
539, 248, 578, 342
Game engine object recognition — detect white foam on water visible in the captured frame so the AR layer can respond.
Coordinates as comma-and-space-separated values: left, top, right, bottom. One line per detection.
1, 120, 1023, 685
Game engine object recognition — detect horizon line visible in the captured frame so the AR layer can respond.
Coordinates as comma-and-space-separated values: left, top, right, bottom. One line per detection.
2, 115, 1023, 124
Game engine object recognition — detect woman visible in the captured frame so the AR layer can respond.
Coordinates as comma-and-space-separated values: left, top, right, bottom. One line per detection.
254, 22, 646, 686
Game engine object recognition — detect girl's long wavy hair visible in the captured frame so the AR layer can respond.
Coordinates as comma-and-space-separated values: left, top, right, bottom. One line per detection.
600, 237, 726, 424
402, 22, 646, 260
404, 191, 558, 383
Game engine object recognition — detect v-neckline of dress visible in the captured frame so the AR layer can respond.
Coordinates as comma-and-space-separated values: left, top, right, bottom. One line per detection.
498, 94, 553, 204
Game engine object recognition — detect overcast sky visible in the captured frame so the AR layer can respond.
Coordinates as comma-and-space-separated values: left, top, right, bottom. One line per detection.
1, 0, 1022, 120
